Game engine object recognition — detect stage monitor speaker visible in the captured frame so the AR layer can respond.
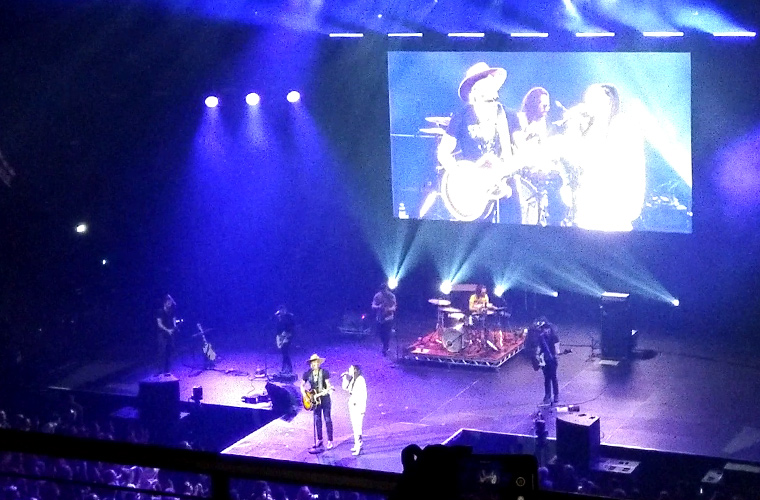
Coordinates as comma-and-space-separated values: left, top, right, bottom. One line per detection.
265, 382, 300, 416
600, 300, 632, 359
138, 376, 180, 424
556, 413, 600, 468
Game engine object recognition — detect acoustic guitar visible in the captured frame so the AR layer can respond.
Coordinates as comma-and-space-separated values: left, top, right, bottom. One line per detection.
302, 388, 331, 411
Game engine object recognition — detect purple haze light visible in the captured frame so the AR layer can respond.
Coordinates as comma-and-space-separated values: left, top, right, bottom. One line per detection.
286, 91, 300, 103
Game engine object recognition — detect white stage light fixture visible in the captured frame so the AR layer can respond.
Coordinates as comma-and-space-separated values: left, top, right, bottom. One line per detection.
204, 96, 219, 108
388, 277, 399, 290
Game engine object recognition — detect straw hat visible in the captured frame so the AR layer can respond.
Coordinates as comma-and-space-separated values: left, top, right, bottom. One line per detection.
458, 62, 507, 102
307, 353, 325, 365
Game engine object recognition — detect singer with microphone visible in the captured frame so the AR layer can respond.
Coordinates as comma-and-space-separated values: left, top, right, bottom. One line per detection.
341, 365, 367, 456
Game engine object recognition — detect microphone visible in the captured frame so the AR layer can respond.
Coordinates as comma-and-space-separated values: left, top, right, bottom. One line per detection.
340, 372, 350, 378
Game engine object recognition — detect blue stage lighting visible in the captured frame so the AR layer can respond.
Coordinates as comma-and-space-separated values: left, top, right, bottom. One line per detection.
204, 96, 219, 108
494, 285, 506, 298
75, 223, 88, 234
440, 280, 453, 295
672, 298, 680, 307
245, 93, 260, 106
388, 276, 399, 290
287, 91, 301, 103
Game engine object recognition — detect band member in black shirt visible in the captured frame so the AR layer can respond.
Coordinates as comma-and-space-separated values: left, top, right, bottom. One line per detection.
155, 294, 178, 375
275, 306, 295, 375
532, 317, 561, 405
301, 354, 334, 450
371, 283, 397, 356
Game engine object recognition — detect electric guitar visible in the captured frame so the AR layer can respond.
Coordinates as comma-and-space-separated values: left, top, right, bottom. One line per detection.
195, 323, 217, 363
276, 331, 292, 349
302, 388, 332, 411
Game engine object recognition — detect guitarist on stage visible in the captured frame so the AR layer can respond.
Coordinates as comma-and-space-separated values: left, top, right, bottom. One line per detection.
300, 354, 334, 451
372, 283, 397, 357
156, 294, 178, 376
275, 305, 295, 375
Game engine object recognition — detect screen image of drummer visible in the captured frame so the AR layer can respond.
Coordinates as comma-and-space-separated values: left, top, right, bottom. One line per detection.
388, 52, 692, 233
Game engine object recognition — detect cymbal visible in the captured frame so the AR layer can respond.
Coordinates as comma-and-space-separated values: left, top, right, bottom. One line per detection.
425, 116, 451, 126
428, 298, 451, 306
440, 306, 462, 313
419, 127, 446, 135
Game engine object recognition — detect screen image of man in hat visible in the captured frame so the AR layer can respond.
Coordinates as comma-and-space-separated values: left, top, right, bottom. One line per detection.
300, 354, 334, 450
437, 62, 523, 224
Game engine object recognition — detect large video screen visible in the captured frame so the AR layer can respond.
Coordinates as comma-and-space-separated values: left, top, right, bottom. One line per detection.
388, 52, 692, 233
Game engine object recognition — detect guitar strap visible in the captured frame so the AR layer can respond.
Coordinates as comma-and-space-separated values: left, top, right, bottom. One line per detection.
316, 369, 324, 395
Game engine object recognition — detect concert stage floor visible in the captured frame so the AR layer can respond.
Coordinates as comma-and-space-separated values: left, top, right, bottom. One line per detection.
50, 314, 760, 473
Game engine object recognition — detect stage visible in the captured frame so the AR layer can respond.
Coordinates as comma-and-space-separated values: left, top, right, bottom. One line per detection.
48, 314, 760, 473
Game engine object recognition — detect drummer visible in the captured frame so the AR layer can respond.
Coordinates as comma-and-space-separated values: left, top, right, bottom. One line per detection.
469, 284, 496, 315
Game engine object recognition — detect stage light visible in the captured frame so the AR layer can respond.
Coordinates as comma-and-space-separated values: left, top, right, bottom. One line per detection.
286, 91, 300, 103
204, 96, 219, 108
642, 31, 684, 37
245, 93, 260, 106
671, 298, 680, 307
494, 285, 506, 298
388, 276, 399, 290
576, 32, 615, 37
440, 280, 453, 295
101, 259, 108, 265
510, 32, 549, 37
388, 33, 423, 37
551, 291, 559, 297
328, 33, 364, 38
75, 223, 88, 234
712, 31, 756, 37
447, 33, 485, 38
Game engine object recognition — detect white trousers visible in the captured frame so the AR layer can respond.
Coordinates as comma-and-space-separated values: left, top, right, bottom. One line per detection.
349, 404, 364, 443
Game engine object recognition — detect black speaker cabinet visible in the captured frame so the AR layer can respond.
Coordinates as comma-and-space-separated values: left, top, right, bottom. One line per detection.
265, 382, 300, 415
600, 300, 632, 359
556, 413, 601, 468
138, 376, 180, 424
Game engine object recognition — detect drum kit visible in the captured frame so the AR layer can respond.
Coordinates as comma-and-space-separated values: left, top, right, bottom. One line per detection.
427, 298, 511, 354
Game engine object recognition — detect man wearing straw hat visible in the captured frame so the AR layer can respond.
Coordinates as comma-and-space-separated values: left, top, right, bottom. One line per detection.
437, 62, 522, 223
301, 353, 334, 451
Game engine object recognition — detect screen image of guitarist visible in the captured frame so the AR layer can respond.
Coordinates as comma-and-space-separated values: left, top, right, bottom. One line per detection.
300, 354, 334, 450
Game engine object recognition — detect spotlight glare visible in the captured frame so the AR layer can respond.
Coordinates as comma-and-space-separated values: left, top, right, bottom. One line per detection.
388, 276, 399, 290
671, 298, 680, 307
494, 285, 506, 298
245, 93, 260, 106
440, 280, 453, 295
204, 96, 219, 108
101, 259, 108, 265
286, 91, 300, 103
551, 291, 559, 297
75, 223, 88, 234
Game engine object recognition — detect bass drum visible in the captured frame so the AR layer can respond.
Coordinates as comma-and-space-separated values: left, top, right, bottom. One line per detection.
440, 167, 496, 222
441, 326, 466, 353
